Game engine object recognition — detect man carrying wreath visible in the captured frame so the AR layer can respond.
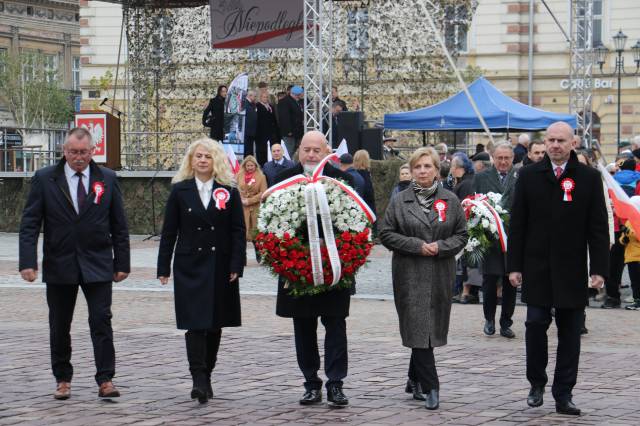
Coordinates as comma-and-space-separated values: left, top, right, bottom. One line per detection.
273, 130, 355, 407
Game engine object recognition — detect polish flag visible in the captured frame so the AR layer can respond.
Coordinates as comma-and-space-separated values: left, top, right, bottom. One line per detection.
599, 163, 640, 234
334, 138, 349, 157
280, 140, 292, 161
223, 144, 240, 175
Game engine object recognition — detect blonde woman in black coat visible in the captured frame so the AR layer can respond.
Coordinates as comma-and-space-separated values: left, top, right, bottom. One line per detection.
157, 138, 246, 403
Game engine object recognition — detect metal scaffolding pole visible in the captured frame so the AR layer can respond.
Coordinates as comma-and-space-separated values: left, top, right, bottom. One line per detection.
303, 0, 333, 141
569, 0, 594, 146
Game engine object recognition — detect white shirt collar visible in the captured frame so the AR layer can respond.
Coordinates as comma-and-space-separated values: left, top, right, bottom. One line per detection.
551, 161, 568, 172
195, 176, 214, 191
275, 158, 284, 165
64, 162, 89, 179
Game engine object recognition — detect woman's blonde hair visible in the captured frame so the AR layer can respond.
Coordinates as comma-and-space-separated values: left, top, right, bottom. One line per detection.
408, 147, 440, 171
353, 149, 371, 170
238, 155, 265, 178
172, 138, 235, 186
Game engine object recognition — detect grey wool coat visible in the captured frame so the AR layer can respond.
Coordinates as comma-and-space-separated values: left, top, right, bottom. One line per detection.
380, 186, 468, 348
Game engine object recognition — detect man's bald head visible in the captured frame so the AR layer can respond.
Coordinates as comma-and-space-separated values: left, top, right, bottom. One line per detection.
271, 143, 283, 161
545, 121, 575, 165
299, 131, 328, 167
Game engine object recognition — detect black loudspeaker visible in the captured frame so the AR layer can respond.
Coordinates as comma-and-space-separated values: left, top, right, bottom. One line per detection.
360, 127, 384, 160
337, 111, 363, 153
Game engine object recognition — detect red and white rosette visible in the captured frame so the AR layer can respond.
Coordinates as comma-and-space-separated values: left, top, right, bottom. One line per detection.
93, 182, 105, 205
434, 199, 447, 222
561, 178, 575, 202
213, 188, 230, 210
261, 153, 376, 287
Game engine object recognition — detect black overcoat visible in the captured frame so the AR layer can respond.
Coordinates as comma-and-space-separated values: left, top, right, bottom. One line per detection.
273, 162, 355, 318
157, 179, 246, 330
19, 159, 130, 284
276, 95, 304, 139
255, 102, 280, 147
202, 95, 225, 141
472, 166, 518, 275
507, 152, 609, 308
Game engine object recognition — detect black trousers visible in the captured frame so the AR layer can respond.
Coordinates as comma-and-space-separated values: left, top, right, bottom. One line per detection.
408, 347, 439, 392
244, 136, 256, 157
627, 262, 640, 300
185, 329, 222, 385
254, 139, 269, 167
606, 231, 625, 301
525, 305, 583, 402
46, 282, 114, 385
482, 274, 516, 328
293, 316, 347, 390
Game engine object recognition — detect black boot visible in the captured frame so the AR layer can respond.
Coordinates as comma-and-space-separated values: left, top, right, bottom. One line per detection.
186, 331, 208, 403
405, 379, 426, 401
424, 389, 439, 410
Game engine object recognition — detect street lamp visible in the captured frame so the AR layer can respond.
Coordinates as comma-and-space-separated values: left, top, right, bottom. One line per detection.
596, 30, 640, 150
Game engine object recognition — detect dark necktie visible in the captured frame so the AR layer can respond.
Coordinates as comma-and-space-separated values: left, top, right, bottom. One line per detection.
76, 172, 87, 211
555, 167, 563, 179
500, 172, 507, 185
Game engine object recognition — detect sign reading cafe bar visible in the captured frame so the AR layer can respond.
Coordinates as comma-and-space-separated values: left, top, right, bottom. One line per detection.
210, 0, 303, 49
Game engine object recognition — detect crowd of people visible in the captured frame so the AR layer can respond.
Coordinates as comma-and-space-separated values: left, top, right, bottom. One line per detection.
16, 120, 632, 418
202, 82, 353, 165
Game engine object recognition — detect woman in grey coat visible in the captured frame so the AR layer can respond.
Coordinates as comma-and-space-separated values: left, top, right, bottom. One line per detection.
380, 147, 468, 410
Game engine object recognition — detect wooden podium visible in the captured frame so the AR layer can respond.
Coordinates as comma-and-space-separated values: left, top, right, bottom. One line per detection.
74, 111, 121, 170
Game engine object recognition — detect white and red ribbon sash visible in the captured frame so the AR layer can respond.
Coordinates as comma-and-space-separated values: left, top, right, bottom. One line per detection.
260, 153, 376, 286
461, 195, 508, 253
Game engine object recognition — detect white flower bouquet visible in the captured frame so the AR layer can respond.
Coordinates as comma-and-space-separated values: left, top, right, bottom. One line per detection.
460, 192, 509, 267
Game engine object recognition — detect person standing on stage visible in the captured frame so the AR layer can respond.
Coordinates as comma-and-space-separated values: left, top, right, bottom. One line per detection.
202, 85, 227, 141
157, 138, 246, 403
380, 147, 468, 410
255, 91, 280, 166
277, 85, 304, 155
508, 121, 609, 416
273, 131, 355, 407
473, 141, 518, 339
19, 127, 130, 400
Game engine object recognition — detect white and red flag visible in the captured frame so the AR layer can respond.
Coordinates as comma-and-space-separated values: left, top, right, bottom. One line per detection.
599, 163, 640, 234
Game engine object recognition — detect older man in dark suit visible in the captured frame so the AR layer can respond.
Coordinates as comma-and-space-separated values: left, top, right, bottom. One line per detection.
19, 127, 130, 400
508, 122, 609, 415
473, 141, 518, 339
274, 131, 355, 407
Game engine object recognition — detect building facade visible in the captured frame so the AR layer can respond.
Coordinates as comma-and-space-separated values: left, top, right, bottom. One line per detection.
0, 0, 80, 170
461, 0, 640, 157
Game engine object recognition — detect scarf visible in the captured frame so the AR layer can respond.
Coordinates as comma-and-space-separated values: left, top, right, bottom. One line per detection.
260, 102, 272, 113
244, 171, 255, 184
412, 180, 439, 213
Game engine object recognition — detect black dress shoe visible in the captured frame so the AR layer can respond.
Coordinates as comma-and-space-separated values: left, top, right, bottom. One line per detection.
527, 386, 544, 407
424, 389, 439, 410
405, 379, 426, 401
484, 320, 496, 335
327, 385, 349, 407
556, 399, 581, 415
500, 327, 516, 338
299, 389, 322, 405
206, 382, 213, 399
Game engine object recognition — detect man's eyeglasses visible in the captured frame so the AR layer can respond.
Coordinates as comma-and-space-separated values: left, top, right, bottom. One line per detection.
66, 149, 92, 156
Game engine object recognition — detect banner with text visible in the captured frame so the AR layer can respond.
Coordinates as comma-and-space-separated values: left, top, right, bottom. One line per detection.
210, 0, 303, 49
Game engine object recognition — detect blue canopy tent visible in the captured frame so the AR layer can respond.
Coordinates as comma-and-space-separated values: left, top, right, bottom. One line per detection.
384, 77, 576, 133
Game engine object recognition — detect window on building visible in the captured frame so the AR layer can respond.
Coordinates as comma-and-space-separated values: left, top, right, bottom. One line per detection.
72, 56, 80, 91
0, 2, 5, 13
577, 0, 603, 48
444, 4, 469, 53
26, 6, 33, 16
21, 51, 36, 82
43, 53, 59, 83
0, 47, 6, 73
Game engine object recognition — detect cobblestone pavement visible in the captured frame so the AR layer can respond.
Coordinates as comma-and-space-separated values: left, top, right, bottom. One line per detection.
1, 233, 639, 425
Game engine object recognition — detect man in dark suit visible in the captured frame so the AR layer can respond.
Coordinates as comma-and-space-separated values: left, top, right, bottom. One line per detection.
274, 131, 355, 407
277, 85, 304, 155
508, 121, 609, 416
262, 143, 295, 186
19, 127, 130, 400
243, 90, 258, 158
473, 141, 518, 339
202, 85, 227, 141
